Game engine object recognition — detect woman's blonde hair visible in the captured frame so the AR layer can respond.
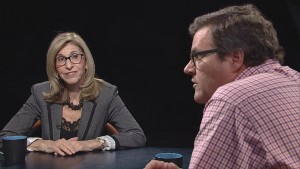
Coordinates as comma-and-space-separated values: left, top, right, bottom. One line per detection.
43, 32, 103, 103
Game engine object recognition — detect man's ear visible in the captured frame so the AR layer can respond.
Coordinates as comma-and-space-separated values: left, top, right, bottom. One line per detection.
230, 48, 245, 72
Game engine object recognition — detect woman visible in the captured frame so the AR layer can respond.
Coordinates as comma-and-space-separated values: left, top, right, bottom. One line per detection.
0, 32, 146, 156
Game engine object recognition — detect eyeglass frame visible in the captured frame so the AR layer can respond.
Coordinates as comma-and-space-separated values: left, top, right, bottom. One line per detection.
190, 48, 219, 67
55, 53, 84, 66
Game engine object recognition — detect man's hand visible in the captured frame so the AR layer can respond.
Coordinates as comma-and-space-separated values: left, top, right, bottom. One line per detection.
144, 160, 180, 169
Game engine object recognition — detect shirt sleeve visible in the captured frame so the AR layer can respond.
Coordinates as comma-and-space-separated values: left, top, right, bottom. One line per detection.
98, 135, 116, 150
27, 137, 42, 151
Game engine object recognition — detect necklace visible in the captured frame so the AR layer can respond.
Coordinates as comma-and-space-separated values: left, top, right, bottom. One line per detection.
64, 98, 83, 111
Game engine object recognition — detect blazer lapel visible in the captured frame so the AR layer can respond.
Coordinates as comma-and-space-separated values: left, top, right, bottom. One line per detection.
77, 100, 97, 140
48, 104, 63, 140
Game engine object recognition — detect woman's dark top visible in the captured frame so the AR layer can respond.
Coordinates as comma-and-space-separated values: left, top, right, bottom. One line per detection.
60, 117, 80, 139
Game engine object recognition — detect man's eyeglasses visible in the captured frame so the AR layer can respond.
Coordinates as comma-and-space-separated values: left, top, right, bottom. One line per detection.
56, 53, 84, 66
190, 48, 219, 67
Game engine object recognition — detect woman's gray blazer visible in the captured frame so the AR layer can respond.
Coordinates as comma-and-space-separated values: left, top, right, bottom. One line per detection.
1, 81, 146, 149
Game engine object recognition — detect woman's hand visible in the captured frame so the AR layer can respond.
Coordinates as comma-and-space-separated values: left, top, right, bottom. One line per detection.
28, 138, 77, 156
144, 160, 180, 169
28, 137, 102, 156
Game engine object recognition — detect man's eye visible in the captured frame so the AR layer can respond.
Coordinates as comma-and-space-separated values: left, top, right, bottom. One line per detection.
195, 55, 204, 60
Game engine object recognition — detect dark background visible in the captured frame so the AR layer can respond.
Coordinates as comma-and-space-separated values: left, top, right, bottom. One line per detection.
1, 0, 299, 148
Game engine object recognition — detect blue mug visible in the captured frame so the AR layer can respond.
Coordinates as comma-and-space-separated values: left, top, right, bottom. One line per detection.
155, 152, 183, 168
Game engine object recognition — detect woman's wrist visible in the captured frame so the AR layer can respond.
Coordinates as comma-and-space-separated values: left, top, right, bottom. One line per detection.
27, 139, 47, 152
95, 138, 108, 150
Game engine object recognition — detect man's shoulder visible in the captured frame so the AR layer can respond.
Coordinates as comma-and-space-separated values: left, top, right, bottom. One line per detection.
213, 73, 287, 104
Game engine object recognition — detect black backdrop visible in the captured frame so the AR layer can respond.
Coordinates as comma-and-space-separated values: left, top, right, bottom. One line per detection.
1, 0, 299, 148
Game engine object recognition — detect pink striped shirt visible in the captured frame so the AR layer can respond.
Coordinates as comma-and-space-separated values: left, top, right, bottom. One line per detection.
190, 60, 300, 169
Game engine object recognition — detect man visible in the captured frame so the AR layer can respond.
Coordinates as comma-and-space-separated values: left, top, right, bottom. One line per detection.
145, 4, 300, 169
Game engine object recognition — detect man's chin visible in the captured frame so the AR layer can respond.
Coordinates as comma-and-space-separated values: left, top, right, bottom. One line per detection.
194, 93, 208, 104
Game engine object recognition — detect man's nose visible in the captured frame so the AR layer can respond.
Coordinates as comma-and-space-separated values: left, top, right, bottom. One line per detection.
184, 60, 195, 75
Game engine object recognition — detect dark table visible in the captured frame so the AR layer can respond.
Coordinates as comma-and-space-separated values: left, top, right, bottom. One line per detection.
0, 147, 192, 169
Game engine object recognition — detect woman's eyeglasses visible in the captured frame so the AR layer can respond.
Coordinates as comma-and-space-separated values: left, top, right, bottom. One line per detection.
56, 53, 84, 66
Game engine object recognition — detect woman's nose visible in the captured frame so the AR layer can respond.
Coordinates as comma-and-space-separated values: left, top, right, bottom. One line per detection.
65, 59, 74, 69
